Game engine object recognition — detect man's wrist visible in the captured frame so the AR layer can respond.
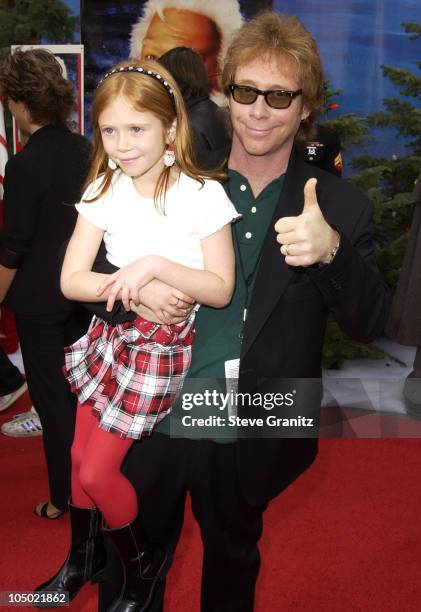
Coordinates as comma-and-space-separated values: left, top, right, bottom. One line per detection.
320, 230, 340, 265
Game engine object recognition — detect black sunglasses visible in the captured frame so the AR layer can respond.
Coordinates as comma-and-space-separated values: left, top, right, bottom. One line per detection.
229, 84, 302, 109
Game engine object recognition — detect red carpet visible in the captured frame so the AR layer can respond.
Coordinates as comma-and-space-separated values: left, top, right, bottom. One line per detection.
2, 393, 421, 611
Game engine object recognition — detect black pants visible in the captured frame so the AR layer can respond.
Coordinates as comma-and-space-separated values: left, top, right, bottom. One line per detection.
15, 308, 90, 511
0, 344, 24, 395
98, 434, 266, 612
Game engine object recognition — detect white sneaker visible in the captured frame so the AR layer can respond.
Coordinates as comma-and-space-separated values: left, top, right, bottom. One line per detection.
0, 381, 28, 412
1, 406, 43, 437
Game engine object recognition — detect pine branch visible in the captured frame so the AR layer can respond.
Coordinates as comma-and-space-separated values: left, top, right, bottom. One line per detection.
380, 65, 421, 98
323, 114, 370, 150
403, 21, 421, 39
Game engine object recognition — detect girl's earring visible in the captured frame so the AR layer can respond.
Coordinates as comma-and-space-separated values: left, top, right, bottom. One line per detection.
163, 145, 176, 167
108, 158, 117, 170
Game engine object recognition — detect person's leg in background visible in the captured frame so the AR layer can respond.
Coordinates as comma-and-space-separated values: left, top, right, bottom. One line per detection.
412, 346, 421, 375
0, 343, 27, 411
15, 307, 90, 517
404, 345, 421, 416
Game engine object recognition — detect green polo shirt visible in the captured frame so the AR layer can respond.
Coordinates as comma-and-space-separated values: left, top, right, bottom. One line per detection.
156, 170, 285, 440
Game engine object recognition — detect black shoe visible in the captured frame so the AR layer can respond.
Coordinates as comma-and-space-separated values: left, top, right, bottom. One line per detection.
104, 515, 172, 612
34, 501, 66, 520
35, 503, 107, 607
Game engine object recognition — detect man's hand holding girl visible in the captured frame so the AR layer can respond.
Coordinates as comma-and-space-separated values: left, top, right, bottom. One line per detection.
96, 256, 195, 321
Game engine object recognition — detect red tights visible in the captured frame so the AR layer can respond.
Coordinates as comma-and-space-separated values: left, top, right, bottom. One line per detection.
71, 403, 138, 528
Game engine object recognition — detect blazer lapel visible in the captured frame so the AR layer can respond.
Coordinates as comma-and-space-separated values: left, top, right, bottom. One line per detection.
241, 149, 314, 358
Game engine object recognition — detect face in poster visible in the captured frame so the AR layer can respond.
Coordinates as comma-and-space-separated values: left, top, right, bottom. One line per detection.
82, 0, 272, 130
129, 0, 245, 101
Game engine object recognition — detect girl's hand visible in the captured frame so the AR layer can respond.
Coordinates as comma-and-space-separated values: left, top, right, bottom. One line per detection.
96, 256, 158, 311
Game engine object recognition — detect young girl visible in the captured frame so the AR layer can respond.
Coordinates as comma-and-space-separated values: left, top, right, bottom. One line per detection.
35, 60, 238, 610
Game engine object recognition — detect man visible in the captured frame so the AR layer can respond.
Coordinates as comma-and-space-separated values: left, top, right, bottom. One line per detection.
386, 168, 421, 416
100, 11, 389, 611
129, 0, 243, 102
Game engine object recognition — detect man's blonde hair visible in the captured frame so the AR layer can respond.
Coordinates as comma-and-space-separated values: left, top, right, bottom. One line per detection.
222, 11, 324, 144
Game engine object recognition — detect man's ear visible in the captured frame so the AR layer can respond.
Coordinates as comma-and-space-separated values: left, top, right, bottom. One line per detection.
301, 106, 311, 121
19, 101, 32, 122
14, 100, 28, 115
166, 119, 177, 144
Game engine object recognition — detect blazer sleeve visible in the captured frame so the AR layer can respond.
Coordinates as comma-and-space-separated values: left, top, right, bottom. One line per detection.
307, 190, 390, 343
0, 156, 44, 268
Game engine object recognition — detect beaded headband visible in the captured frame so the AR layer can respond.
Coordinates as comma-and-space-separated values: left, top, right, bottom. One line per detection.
97, 66, 175, 99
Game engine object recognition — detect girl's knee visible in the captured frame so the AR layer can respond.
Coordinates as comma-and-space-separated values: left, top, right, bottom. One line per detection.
78, 462, 107, 501
70, 441, 84, 474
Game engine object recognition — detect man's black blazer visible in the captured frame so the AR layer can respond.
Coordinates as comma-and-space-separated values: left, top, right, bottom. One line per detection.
236, 148, 389, 506
0, 124, 91, 314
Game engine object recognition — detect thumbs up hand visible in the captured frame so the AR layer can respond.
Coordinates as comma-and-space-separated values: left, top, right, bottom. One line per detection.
274, 178, 339, 267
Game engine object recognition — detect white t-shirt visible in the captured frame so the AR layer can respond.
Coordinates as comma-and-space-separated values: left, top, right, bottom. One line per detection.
76, 171, 239, 269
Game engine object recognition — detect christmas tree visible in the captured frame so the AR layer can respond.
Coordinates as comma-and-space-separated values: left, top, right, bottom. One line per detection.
0, 0, 79, 152
321, 22, 421, 368
0, 0, 78, 48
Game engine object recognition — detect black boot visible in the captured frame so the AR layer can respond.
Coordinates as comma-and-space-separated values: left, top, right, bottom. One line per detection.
35, 503, 107, 608
104, 515, 172, 612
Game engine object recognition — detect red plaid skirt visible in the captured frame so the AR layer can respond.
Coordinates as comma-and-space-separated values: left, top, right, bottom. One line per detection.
63, 314, 195, 439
